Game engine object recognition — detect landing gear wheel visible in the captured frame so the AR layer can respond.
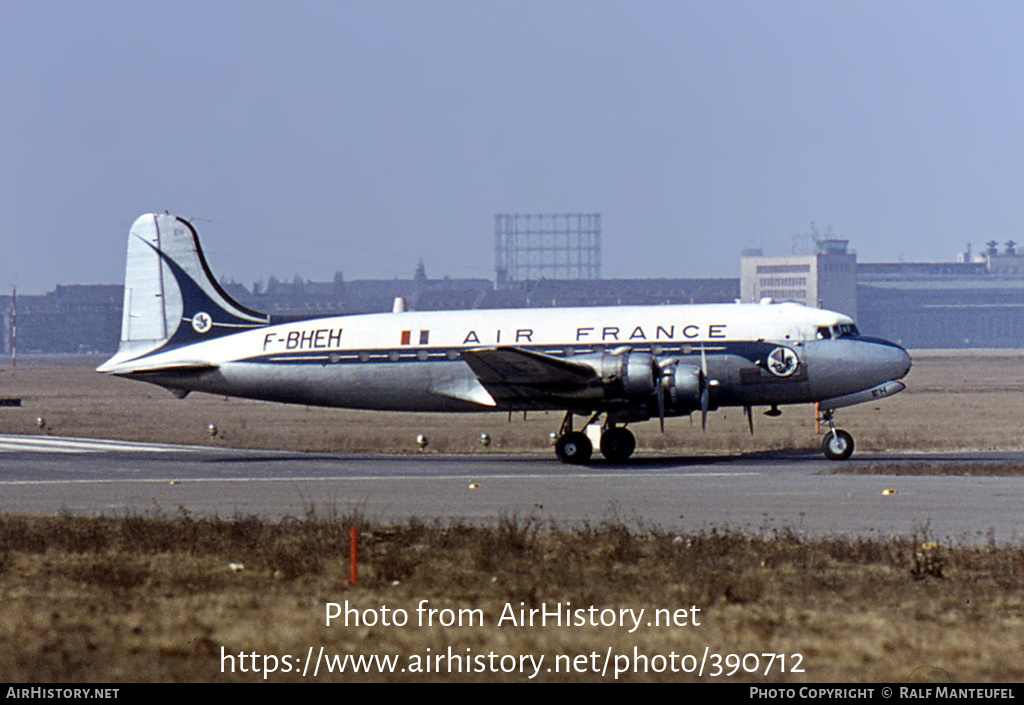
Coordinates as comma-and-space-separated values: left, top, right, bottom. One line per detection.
822, 429, 854, 461
600, 427, 636, 462
555, 431, 593, 464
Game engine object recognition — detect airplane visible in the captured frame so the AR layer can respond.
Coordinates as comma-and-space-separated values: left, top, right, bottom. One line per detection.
98, 213, 912, 464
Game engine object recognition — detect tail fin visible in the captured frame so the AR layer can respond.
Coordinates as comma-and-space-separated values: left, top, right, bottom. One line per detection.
99, 213, 268, 372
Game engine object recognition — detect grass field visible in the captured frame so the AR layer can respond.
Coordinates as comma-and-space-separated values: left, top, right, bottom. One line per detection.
4, 512, 1024, 682
2, 352, 1024, 682
2, 350, 1023, 456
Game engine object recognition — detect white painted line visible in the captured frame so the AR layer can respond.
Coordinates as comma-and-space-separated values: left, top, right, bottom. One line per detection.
0, 472, 762, 486
0, 442, 85, 454
0, 435, 214, 454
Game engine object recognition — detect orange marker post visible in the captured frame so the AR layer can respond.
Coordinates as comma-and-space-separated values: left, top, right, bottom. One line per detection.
349, 525, 358, 586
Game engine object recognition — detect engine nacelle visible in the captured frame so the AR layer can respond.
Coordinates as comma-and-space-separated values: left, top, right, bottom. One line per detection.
572, 354, 709, 414
576, 351, 657, 399
667, 363, 702, 411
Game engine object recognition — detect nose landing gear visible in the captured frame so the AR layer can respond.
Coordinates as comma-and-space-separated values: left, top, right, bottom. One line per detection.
819, 409, 855, 461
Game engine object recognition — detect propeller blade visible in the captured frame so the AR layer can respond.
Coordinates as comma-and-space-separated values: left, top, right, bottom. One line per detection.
698, 344, 711, 430
654, 357, 677, 433
699, 370, 708, 431
744, 405, 754, 435
657, 376, 666, 432
694, 345, 707, 431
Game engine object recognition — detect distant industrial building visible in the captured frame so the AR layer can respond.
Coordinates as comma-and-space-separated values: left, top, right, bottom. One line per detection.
742, 237, 1024, 348
0, 285, 121, 355
857, 257, 1024, 348
9, 224, 1024, 354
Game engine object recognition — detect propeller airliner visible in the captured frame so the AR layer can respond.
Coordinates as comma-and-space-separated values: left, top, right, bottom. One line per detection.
98, 213, 911, 463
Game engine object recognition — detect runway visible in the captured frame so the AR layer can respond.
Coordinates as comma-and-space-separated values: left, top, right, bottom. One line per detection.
3, 434, 1024, 544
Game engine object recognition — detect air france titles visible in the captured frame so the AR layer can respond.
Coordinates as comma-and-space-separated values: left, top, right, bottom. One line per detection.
461, 323, 728, 346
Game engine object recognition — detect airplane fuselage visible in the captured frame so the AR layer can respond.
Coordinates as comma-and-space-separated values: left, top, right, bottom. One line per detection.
111, 302, 909, 417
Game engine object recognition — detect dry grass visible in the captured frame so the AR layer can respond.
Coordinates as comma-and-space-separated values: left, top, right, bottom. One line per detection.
2, 511, 1024, 682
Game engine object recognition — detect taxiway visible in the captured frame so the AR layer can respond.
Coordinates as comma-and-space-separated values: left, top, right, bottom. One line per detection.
3, 435, 1024, 543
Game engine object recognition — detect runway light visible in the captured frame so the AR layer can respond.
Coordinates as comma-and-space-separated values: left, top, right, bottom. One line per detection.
416, 434, 428, 450
207, 423, 218, 438
468, 483, 480, 490
36, 417, 46, 430
882, 489, 898, 495
479, 433, 491, 447
548, 432, 558, 446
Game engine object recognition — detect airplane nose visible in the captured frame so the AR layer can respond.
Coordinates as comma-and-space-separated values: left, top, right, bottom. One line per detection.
805, 336, 912, 399
862, 338, 912, 383
894, 344, 912, 380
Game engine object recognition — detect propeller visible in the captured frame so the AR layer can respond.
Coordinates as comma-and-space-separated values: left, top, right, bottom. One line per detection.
654, 357, 678, 432
699, 345, 709, 431
651, 349, 718, 432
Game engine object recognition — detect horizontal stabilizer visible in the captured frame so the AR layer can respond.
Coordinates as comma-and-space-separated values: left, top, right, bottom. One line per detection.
97, 358, 219, 376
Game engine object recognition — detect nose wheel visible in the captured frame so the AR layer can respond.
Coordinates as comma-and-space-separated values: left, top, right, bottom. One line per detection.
822, 428, 854, 460
819, 409, 855, 461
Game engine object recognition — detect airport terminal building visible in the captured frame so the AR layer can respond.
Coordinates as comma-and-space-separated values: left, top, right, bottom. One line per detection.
740, 239, 1024, 348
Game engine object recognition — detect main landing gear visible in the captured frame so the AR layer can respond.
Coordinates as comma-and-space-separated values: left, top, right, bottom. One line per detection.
819, 408, 855, 461
553, 411, 637, 464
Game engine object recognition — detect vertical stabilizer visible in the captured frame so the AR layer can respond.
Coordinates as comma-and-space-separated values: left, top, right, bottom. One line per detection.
99, 213, 268, 372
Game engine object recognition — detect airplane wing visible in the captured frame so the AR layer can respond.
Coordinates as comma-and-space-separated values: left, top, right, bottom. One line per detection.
459, 346, 598, 407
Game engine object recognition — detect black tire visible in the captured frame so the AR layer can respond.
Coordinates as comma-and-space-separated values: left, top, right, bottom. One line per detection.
555, 432, 593, 464
822, 429, 855, 461
600, 427, 636, 462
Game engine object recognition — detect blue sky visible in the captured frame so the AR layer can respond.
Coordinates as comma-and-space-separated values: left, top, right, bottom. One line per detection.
4, 1, 1024, 293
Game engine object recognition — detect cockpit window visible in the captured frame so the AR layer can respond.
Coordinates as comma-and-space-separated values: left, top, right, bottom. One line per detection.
834, 324, 859, 338
816, 326, 832, 340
